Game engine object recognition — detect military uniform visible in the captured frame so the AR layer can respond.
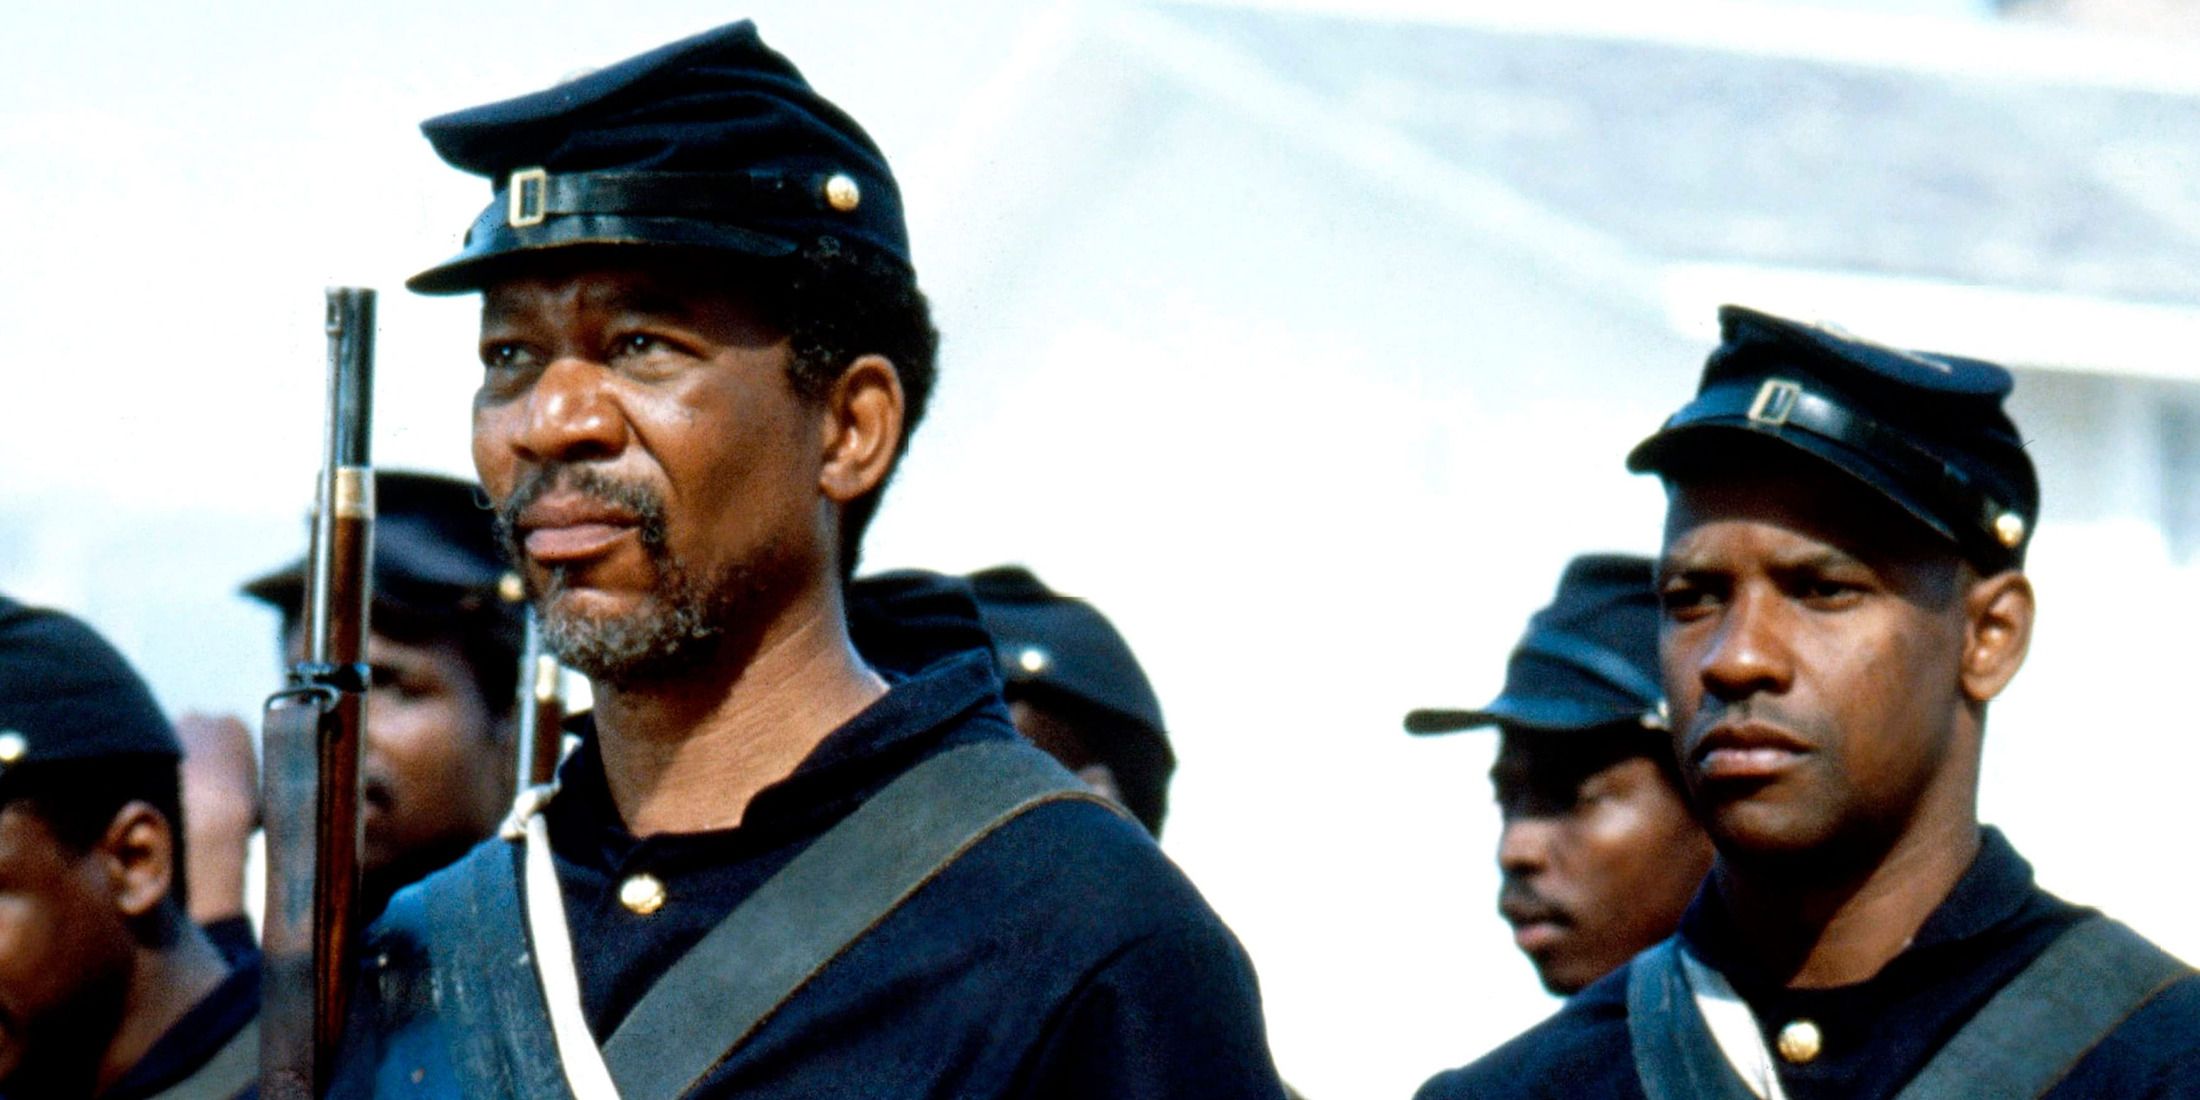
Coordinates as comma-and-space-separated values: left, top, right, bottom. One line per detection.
339, 573, 1281, 1098
1417, 308, 2200, 1099
1418, 828, 2200, 1099
329, 25, 1286, 1096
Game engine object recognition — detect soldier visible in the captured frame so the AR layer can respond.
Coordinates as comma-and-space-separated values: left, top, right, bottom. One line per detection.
1417, 307, 2200, 1099
1405, 554, 1712, 997
0, 596, 256, 1100
332, 21, 1285, 1098
180, 471, 525, 943
966, 565, 1175, 837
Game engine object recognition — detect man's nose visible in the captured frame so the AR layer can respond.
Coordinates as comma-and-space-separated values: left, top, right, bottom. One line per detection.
1498, 816, 1560, 877
508, 358, 629, 465
1699, 586, 1792, 703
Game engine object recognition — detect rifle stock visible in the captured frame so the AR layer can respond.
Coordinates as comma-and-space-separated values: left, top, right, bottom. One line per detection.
262, 287, 376, 1099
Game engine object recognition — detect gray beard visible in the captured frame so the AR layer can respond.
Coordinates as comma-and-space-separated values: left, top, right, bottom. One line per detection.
494, 463, 766, 688
536, 553, 741, 686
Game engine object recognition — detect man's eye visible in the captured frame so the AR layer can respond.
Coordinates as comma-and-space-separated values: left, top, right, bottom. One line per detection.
1661, 584, 1716, 617
480, 342, 533, 370
613, 333, 673, 357
1799, 577, 1865, 605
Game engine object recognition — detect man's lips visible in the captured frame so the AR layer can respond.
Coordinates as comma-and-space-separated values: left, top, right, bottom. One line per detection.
1500, 897, 1570, 951
1692, 721, 1813, 781
517, 496, 640, 563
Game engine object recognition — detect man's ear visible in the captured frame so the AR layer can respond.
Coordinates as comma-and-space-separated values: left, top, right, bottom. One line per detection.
1960, 570, 2034, 705
98, 802, 177, 920
817, 354, 906, 505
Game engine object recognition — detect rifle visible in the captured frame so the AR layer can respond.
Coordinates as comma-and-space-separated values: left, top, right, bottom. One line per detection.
513, 603, 568, 789
261, 287, 376, 1100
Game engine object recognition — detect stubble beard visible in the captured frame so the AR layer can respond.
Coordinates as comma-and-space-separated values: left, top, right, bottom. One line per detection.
496, 465, 763, 689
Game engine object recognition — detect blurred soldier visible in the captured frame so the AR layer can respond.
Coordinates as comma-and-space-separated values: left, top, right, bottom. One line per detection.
333, 22, 1284, 1099
1418, 308, 2200, 1099
966, 565, 1174, 837
0, 596, 256, 1100
1405, 554, 1712, 996
183, 471, 522, 935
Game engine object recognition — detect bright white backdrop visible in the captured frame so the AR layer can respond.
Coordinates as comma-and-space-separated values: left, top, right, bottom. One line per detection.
2, 4, 2195, 1098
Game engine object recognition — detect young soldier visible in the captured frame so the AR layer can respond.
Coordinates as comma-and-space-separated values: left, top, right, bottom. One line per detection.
1417, 308, 2200, 1099
0, 595, 256, 1100
966, 565, 1175, 837
333, 22, 1284, 1099
1406, 554, 1712, 997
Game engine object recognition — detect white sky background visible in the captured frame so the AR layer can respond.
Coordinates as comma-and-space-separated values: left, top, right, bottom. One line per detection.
3, 2, 2197, 1098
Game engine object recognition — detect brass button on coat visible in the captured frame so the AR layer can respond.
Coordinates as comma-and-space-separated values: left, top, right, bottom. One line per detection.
1777, 1019, 1822, 1064
618, 873, 667, 916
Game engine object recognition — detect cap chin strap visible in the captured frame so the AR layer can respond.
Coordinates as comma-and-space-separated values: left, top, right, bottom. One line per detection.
1678, 947, 1791, 1100
505, 783, 624, 1100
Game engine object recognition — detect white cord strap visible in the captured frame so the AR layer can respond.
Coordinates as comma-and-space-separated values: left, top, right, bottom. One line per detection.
508, 783, 623, 1100
1679, 947, 1791, 1100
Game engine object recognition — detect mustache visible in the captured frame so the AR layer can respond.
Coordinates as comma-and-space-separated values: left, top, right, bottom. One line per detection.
1498, 882, 1568, 926
492, 463, 670, 567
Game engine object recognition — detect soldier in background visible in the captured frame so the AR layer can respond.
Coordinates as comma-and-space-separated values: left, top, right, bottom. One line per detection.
1419, 308, 2200, 1099
1406, 554, 1712, 997
0, 595, 255, 1100
180, 470, 523, 940
966, 565, 1174, 837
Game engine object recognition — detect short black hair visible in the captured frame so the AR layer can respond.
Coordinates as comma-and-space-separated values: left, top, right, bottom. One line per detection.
0, 755, 189, 915
758, 238, 940, 581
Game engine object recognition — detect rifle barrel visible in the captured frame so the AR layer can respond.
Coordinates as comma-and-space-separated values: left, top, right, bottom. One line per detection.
262, 286, 377, 1099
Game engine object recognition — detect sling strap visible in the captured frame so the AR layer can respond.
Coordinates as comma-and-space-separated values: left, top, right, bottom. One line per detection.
1893, 916, 2192, 1100
428, 739, 1102, 1099
1627, 940, 1763, 1100
1629, 916, 2194, 1100
422, 838, 574, 1098
146, 1017, 259, 1100
598, 740, 1107, 1100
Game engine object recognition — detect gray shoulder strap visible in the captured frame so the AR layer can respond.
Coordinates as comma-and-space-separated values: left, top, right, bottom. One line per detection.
424, 841, 576, 1099
600, 739, 1105, 1100
1627, 939, 1763, 1100
147, 1017, 259, 1100
1896, 915, 2194, 1100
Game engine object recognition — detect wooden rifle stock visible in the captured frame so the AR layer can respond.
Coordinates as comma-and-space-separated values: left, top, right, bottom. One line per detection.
262, 287, 376, 1100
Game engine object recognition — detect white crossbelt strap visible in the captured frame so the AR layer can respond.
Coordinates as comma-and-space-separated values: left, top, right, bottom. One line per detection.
506, 783, 623, 1100
1678, 947, 1791, 1100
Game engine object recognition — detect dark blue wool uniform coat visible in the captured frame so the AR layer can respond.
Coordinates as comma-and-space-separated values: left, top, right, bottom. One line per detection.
1418, 828, 2200, 1099
16, 954, 261, 1100
333, 575, 1287, 1099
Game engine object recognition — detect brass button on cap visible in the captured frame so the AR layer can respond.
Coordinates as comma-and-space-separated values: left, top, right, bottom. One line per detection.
618, 873, 667, 916
0, 731, 25, 764
823, 173, 861, 212
1777, 1019, 1822, 1064
1994, 511, 2027, 549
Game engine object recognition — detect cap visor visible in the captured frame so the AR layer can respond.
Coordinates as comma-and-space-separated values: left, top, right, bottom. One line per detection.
1406, 695, 1646, 736
407, 219, 802, 295
1628, 421, 1967, 550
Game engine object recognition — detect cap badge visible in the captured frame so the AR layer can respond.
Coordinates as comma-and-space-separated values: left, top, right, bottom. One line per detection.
1746, 378, 1804, 428
1994, 511, 2027, 549
823, 173, 862, 213
508, 167, 549, 228
1016, 646, 1051, 675
0, 730, 25, 765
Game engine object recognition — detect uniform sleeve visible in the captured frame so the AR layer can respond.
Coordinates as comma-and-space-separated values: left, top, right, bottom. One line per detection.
1015, 921, 1290, 1100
